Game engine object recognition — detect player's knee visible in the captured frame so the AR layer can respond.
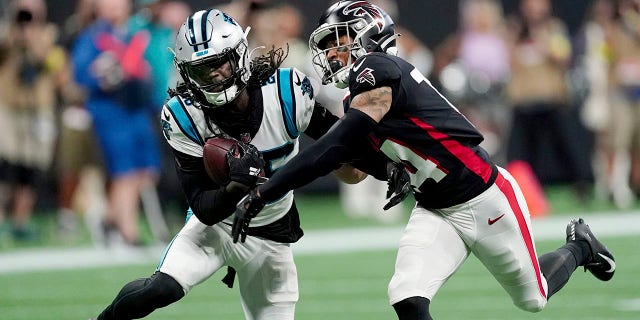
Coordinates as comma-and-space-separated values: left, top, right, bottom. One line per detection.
392, 296, 432, 320
147, 272, 185, 305
513, 297, 546, 313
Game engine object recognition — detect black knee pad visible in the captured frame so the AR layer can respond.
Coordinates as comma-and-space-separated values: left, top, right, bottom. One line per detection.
144, 272, 185, 305
393, 296, 432, 320
112, 272, 184, 318
99, 272, 185, 320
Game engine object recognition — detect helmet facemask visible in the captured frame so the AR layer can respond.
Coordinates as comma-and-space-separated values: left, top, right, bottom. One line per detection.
310, 23, 362, 89
177, 41, 249, 107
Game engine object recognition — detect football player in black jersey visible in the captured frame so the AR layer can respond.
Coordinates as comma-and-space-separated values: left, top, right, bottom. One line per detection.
233, 1, 616, 319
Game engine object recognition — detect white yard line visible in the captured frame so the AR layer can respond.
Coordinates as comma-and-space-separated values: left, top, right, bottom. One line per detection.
615, 298, 640, 311
1, 211, 639, 274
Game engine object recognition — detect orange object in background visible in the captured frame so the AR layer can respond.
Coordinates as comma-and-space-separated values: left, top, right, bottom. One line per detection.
506, 160, 550, 217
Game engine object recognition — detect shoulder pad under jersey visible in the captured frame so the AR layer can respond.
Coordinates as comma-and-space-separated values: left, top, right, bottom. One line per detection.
348, 53, 401, 97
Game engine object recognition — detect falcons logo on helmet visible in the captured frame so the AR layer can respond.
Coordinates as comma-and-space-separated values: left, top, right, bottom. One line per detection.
343, 1, 385, 32
356, 67, 376, 86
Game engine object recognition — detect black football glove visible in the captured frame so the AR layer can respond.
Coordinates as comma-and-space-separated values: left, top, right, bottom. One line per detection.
232, 188, 265, 243
226, 142, 265, 193
383, 162, 412, 210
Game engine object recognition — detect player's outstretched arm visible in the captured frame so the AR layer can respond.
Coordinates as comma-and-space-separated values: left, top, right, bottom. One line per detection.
257, 86, 393, 202
232, 86, 395, 242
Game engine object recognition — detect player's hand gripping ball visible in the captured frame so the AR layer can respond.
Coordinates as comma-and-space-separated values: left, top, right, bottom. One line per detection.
203, 136, 240, 185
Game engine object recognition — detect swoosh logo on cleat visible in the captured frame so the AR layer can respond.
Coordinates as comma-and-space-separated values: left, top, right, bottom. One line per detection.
598, 253, 616, 273
488, 214, 505, 225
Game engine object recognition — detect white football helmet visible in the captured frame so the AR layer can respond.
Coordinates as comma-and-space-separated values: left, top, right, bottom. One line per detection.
173, 9, 251, 107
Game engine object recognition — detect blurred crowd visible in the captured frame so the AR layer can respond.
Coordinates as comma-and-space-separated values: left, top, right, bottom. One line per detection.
0, 0, 638, 246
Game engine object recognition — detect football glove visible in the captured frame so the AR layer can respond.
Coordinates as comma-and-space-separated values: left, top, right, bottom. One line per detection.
383, 162, 412, 210
226, 142, 265, 192
232, 188, 265, 243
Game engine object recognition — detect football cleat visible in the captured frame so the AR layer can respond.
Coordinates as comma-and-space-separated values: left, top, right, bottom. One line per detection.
566, 218, 615, 281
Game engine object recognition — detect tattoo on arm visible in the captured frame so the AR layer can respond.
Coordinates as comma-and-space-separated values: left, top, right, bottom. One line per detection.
350, 86, 392, 122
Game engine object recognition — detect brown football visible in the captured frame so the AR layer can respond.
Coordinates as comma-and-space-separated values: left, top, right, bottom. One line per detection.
203, 136, 239, 185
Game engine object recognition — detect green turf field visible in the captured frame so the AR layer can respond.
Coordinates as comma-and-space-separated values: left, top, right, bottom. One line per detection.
1, 190, 639, 319
1, 235, 638, 320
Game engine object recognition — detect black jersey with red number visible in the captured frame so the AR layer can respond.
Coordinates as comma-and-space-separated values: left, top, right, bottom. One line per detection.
347, 53, 498, 209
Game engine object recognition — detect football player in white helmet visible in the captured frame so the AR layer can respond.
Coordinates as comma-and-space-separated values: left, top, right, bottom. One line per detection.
91, 8, 383, 320
233, 1, 616, 320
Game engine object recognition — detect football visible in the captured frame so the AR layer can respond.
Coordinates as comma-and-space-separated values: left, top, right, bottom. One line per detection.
203, 136, 240, 185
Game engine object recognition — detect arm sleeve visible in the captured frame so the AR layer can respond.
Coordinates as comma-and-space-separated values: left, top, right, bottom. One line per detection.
173, 149, 245, 225
259, 108, 378, 201
303, 101, 340, 140
350, 141, 390, 181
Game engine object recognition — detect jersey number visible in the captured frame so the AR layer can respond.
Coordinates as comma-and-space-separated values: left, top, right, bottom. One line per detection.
261, 142, 295, 177
380, 139, 447, 190
376, 68, 456, 189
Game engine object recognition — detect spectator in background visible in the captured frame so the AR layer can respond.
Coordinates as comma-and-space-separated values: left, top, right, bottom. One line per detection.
505, 0, 592, 201
579, 0, 636, 209
129, 0, 175, 108
605, 0, 640, 202
251, 3, 307, 69
128, 0, 188, 228
154, 0, 191, 214
0, 0, 64, 242
158, 1, 191, 33
434, 0, 510, 164
219, 0, 271, 46
219, 0, 309, 69
54, 0, 103, 241
71, 0, 162, 247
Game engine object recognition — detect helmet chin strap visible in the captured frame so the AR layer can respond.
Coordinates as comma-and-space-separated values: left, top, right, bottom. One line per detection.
333, 68, 349, 89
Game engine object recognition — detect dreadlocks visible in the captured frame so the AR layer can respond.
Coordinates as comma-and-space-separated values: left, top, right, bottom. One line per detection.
247, 44, 289, 88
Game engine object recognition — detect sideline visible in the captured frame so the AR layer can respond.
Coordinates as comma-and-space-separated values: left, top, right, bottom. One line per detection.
1, 211, 639, 274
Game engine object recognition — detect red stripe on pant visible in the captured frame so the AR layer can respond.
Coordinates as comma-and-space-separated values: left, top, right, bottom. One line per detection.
495, 172, 547, 299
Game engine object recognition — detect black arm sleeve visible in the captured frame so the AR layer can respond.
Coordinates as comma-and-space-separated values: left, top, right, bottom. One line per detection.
303, 101, 340, 140
259, 108, 378, 201
350, 141, 390, 181
305, 101, 388, 180
172, 149, 245, 225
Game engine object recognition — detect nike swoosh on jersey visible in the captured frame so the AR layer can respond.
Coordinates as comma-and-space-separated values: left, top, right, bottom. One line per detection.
352, 58, 366, 72
488, 214, 505, 225
598, 253, 616, 272
294, 72, 301, 86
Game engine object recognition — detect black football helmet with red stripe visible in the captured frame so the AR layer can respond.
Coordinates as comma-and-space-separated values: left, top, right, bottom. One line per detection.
309, 0, 398, 88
